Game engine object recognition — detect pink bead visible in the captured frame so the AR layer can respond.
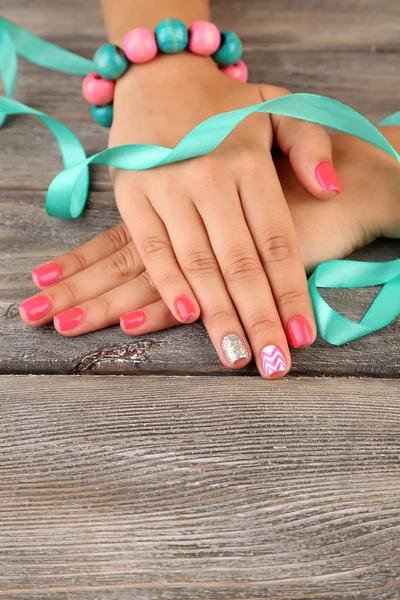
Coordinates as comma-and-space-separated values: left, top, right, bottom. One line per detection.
188, 21, 221, 55
82, 72, 115, 105
220, 60, 248, 83
122, 28, 158, 64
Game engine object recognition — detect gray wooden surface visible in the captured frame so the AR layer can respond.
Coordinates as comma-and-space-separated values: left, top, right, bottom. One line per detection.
0, 375, 400, 600
0, 0, 399, 597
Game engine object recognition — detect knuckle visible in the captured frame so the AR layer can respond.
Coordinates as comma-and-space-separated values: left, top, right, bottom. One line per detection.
58, 278, 79, 305
260, 233, 296, 264
158, 175, 179, 198
239, 150, 262, 176
105, 224, 130, 253
141, 235, 171, 258
206, 308, 235, 328
277, 287, 307, 309
189, 158, 223, 192
183, 250, 219, 278
247, 311, 277, 336
96, 295, 111, 320
69, 249, 87, 271
105, 246, 136, 280
139, 270, 158, 295
224, 250, 262, 282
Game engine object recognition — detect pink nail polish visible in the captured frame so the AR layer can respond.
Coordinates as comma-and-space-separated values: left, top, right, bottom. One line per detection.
288, 316, 313, 348
175, 295, 197, 322
19, 296, 51, 321
54, 307, 85, 331
315, 162, 342, 194
260, 345, 287, 378
32, 263, 62, 287
120, 310, 147, 330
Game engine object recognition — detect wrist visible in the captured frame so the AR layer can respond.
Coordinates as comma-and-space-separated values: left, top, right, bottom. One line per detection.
115, 50, 218, 95
101, 0, 210, 46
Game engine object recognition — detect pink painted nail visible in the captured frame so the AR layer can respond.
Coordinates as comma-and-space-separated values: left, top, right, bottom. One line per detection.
32, 263, 62, 287
288, 316, 313, 349
19, 296, 51, 321
54, 307, 85, 331
120, 310, 147, 330
260, 345, 287, 378
315, 162, 342, 194
175, 295, 197, 322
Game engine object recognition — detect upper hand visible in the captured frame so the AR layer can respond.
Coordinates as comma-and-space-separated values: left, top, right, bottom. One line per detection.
106, 52, 340, 377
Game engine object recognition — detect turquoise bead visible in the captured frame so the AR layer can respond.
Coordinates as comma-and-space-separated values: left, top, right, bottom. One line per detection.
212, 31, 243, 67
93, 44, 128, 80
91, 103, 114, 128
155, 19, 188, 54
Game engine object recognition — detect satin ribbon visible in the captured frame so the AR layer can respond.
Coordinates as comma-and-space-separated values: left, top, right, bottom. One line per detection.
0, 17, 399, 345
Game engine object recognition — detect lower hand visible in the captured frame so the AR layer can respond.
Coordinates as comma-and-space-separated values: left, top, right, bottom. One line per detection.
19, 128, 400, 378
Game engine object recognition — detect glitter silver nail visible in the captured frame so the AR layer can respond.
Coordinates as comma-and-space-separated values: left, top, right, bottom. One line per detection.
221, 334, 249, 364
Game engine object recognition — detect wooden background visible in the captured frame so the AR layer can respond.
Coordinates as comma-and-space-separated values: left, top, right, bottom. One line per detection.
0, 0, 399, 597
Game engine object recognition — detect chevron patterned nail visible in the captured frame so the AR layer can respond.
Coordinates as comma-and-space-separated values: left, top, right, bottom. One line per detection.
260, 345, 287, 378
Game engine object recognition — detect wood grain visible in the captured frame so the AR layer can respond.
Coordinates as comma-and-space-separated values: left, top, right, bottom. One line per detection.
1, 190, 399, 378
1, 1, 400, 596
0, 375, 399, 599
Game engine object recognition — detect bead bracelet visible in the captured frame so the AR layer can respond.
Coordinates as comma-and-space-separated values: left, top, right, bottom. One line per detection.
82, 19, 248, 128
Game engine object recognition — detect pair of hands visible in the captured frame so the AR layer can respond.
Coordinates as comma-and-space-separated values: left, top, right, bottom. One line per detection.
18, 52, 400, 378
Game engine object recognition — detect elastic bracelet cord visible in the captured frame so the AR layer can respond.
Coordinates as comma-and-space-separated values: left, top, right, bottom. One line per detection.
82, 19, 248, 128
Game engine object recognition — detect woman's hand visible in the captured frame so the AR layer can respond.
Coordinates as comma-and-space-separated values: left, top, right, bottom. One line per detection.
107, 52, 340, 377
19, 128, 400, 378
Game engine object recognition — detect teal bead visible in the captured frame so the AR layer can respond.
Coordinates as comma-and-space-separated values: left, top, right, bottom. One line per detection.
91, 103, 114, 128
155, 19, 188, 54
93, 44, 128, 80
212, 31, 243, 67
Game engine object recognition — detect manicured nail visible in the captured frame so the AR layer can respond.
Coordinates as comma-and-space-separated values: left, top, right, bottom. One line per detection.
288, 316, 313, 349
54, 307, 85, 331
260, 345, 287, 378
222, 334, 249, 364
120, 310, 147, 330
32, 263, 62, 287
175, 295, 197, 322
19, 295, 51, 321
315, 162, 342, 194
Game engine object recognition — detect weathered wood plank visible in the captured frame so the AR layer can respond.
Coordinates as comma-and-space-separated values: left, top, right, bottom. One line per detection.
1, 191, 399, 377
3, 0, 400, 48
0, 375, 399, 599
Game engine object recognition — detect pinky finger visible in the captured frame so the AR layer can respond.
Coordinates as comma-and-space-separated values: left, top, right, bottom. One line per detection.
120, 300, 180, 336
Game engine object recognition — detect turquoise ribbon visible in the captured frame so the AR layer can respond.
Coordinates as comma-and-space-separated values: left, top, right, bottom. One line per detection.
0, 16, 92, 124
309, 259, 400, 345
0, 17, 399, 345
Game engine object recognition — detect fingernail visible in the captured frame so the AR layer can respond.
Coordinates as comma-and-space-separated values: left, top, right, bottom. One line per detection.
54, 307, 85, 331
175, 295, 197, 322
288, 316, 313, 348
32, 263, 62, 286
260, 345, 287, 378
120, 310, 147, 330
315, 162, 342, 194
221, 334, 249, 364
19, 295, 51, 321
